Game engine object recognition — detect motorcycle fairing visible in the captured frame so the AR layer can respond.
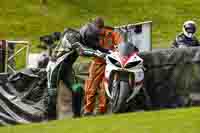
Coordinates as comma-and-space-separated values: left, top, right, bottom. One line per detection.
104, 51, 144, 99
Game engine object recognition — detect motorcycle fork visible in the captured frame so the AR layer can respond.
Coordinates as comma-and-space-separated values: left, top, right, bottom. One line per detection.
112, 72, 119, 89
113, 72, 119, 81
111, 72, 120, 100
113, 72, 134, 87
128, 73, 134, 88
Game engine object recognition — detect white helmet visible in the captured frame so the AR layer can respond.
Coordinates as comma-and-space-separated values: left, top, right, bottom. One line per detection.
183, 20, 197, 38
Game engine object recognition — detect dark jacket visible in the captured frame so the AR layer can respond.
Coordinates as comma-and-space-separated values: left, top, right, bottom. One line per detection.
79, 23, 109, 53
172, 33, 200, 48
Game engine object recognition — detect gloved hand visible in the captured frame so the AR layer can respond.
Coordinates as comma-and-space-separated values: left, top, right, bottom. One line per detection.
95, 50, 106, 58
108, 50, 113, 54
72, 83, 83, 93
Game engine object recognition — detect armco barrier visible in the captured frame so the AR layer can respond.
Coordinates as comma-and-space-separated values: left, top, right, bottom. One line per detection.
1, 47, 200, 125
74, 47, 200, 107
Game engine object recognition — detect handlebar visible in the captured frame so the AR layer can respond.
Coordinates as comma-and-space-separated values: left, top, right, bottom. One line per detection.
72, 42, 108, 59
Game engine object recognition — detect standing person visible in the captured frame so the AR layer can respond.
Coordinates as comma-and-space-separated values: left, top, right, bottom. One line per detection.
172, 20, 200, 48
46, 29, 83, 119
80, 17, 122, 116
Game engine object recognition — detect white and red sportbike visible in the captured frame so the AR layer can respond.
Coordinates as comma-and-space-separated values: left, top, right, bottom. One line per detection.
101, 42, 151, 113
80, 42, 151, 113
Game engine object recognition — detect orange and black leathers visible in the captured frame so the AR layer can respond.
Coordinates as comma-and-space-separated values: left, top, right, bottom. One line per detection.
84, 27, 122, 113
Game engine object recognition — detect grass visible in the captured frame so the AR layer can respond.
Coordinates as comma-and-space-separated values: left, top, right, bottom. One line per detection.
2, 0, 200, 68
0, 107, 200, 133
1, 0, 200, 51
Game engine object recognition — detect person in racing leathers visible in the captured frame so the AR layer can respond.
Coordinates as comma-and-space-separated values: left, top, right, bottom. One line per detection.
80, 17, 123, 116
172, 20, 200, 48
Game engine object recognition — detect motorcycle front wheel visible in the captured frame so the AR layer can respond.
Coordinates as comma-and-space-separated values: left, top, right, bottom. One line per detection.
111, 80, 130, 113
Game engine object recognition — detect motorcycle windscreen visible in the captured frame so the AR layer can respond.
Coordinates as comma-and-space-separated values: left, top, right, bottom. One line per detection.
115, 21, 152, 52
118, 42, 136, 56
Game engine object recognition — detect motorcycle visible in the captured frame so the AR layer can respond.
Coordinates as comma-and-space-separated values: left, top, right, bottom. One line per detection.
81, 42, 151, 113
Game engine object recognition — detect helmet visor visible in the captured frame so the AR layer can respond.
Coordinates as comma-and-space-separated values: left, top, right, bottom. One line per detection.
185, 24, 196, 34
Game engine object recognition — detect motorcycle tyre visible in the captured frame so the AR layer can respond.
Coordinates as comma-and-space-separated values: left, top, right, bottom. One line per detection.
112, 81, 130, 113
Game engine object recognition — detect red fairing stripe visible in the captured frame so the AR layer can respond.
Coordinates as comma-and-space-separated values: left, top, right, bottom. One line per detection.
125, 52, 139, 65
119, 52, 138, 66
